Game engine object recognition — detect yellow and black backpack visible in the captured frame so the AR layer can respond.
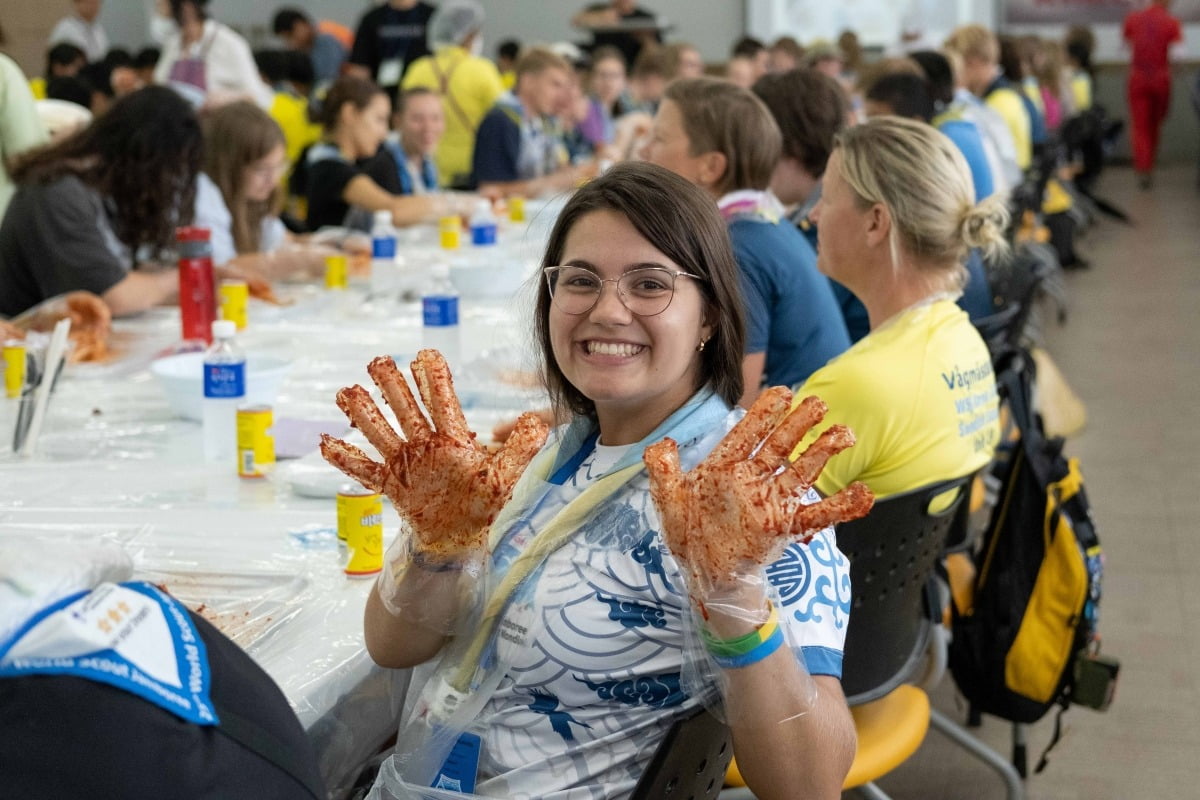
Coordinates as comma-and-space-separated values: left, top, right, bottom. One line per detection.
949, 347, 1117, 770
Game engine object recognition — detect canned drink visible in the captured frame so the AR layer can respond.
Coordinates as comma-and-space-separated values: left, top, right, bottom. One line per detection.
508, 196, 526, 222
219, 279, 249, 330
3, 341, 25, 398
439, 215, 461, 250
338, 486, 383, 577
236, 404, 275, 478
325, 253, 348, 289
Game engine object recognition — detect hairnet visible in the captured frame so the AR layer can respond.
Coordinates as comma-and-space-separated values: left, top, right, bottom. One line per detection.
428, 0, 485, 50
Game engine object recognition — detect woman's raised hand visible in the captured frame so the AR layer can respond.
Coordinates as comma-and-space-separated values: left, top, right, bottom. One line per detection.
644, 387, 875, 596
321, 350, 549, 560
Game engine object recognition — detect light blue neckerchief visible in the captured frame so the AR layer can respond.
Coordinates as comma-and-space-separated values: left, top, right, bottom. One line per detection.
541, 388, 730, 483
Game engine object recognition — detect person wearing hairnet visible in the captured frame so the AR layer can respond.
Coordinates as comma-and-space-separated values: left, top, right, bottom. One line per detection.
401, 0, 504, 188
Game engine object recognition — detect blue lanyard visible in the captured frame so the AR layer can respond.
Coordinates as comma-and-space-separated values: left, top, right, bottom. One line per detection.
547, 430, 599, 485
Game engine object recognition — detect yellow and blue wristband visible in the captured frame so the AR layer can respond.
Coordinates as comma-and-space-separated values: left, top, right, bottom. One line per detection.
701, 603, 785, 669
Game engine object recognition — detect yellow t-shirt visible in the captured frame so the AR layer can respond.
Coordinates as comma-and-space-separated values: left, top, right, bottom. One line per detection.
792, 299, 1000, 500
1069, 71, 1092, 112
269, 91, 321, 183
29, 77, 46, 100
402, 47, 505, 187
986, 87, 1031, 170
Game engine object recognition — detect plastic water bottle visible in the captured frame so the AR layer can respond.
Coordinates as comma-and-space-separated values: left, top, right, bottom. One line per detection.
369, 209, 398, 296
468, 199, 497, 246
202, 319, 246, 464
422, 262, 460, 366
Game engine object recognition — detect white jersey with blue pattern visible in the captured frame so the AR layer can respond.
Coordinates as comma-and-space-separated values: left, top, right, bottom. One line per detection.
472, 441, 851, 800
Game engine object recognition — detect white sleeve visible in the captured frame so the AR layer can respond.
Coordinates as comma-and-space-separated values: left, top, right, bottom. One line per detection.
766, 491, 851, 678
192, 173, 236, 266
216, 25, 275, 109
259, 216, 287, 253
153, 35, 180, 85
47, 19, 81, 49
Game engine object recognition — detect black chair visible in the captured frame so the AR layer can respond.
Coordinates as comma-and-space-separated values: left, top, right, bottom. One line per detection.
837, 476, 1023, 800
838, 475, 973, 704
973, 249, 1051, 360
629, 706, 732, 800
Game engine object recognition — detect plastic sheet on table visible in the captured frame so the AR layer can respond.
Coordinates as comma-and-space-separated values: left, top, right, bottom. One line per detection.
452, 347, 546, 412
135, 566, 309, 650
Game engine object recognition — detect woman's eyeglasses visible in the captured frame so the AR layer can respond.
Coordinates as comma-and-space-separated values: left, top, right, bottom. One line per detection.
543, 265, 704, 317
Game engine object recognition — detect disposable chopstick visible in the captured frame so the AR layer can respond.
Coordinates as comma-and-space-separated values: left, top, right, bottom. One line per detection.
19, 318, 70, 457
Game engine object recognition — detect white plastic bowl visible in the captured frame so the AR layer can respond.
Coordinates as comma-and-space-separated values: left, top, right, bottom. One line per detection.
150, 352, 292, 421
449, 253, 530, 299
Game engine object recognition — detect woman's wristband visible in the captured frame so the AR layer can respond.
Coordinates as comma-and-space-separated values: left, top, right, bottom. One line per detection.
700, 601, 778, 657
709, 624, 785, 670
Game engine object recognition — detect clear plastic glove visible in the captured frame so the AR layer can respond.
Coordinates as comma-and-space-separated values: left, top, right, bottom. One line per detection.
11, 292, 112, 363
643, 387, 875, 620
321, 351, 549, 615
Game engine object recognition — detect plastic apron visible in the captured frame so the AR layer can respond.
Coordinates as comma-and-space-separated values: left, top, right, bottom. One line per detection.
168, 28, 215, 107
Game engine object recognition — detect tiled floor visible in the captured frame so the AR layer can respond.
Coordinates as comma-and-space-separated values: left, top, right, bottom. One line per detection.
846, 165, 1200, 800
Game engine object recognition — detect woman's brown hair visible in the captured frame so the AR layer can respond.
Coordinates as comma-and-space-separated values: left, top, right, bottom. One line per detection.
319, 74, 387, 132
662, 77, 781, 196
202, 102, 285, 254
10, 85, 201, 257
536, 161, 745, 421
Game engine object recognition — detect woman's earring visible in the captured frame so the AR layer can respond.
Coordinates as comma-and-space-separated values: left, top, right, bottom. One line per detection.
697, 337, 709, 352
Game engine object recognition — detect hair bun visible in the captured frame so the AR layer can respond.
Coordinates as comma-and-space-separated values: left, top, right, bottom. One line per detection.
960, 195, 1010, 263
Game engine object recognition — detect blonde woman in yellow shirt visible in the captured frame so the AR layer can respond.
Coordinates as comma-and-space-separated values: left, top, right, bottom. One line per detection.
793, 117, 1007, 500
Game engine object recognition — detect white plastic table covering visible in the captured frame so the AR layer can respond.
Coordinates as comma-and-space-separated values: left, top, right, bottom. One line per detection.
0, 212, 561, 797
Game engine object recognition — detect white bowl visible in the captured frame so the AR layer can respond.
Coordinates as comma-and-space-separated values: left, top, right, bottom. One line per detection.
150, 352, 291, 421
449, 254, 530, 299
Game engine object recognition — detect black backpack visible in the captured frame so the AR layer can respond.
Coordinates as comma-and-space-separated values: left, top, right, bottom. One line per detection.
949, 348, 1118, 769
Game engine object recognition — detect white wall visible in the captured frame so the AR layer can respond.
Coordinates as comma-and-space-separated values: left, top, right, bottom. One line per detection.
744, 0, 996, 51
97, 0, 745, 64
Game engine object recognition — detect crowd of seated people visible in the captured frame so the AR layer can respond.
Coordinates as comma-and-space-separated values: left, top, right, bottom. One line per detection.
0, 5, 1132, 798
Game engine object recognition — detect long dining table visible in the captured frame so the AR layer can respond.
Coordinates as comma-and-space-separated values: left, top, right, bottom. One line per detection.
0, 206, 562, 797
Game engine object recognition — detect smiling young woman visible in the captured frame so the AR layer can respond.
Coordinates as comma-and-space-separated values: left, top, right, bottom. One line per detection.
335, 161, 862, 799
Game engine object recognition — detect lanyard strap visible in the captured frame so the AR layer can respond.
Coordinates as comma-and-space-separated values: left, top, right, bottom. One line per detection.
449, 458, 643, 692
547, 430, 599, 485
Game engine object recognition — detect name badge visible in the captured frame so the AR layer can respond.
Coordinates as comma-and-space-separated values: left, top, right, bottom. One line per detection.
431, 731, 481, 792
378, 58, 403, 87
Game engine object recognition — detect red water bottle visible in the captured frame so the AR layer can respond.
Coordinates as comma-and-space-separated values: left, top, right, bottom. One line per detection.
177, 226, 215, 343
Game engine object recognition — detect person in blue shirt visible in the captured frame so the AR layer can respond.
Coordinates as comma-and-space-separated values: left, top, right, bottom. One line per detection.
642, 77, 850, 406
471, 47, 594, 197
272, 8, 346, 87
755, 68, 994, 344
865, 72, 995, 202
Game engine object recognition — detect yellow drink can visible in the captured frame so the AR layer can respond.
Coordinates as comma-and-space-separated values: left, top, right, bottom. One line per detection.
338, 486, 383, 577
439, 215, 461, 250
219, 279, 249, 330
508, 195, 526, 222
3, 341, 25, 398
325, 253, 348, 289
236, 404, 275, 478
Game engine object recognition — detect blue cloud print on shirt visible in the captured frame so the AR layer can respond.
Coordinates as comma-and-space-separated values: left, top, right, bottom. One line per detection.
595, 591, 668, 630
785, 535, 851, 630
576, 673, 685, 709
